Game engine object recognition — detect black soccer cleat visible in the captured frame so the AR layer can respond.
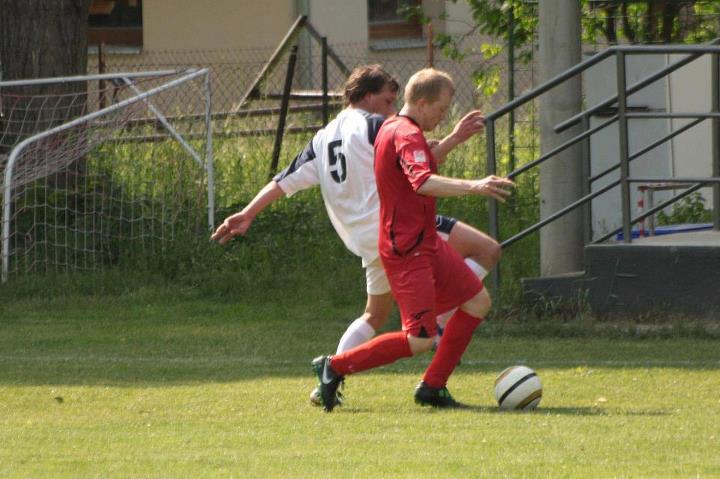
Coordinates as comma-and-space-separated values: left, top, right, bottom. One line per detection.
414, 381, 464, 408
311, 356, 344, 412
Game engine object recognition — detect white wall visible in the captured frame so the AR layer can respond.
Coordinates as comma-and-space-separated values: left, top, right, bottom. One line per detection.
584, 53, 672, 239
143, 0, 296, 51
667, 54, 714, 187
308, 0, 367, 45
585, 51, 716, 239
443, 0, 475, 36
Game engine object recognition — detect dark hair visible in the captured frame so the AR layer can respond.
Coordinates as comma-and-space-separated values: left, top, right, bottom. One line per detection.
344, 64, 399, 105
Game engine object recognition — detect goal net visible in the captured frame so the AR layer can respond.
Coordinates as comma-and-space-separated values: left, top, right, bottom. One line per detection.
0, 69, 213, 282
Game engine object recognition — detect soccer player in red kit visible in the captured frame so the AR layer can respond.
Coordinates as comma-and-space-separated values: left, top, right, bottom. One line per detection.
312, 68, 515, 410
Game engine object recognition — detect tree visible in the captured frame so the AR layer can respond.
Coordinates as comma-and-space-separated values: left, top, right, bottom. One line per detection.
407, 1, 720, 82
1, 0, 92, 213
0, 0, 91, 82
585, 0, 720, 44
1, 0, 91, 153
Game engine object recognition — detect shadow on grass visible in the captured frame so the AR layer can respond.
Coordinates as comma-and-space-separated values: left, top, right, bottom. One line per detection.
459, 405, 670, 416
1, 350, 719, 386
1, 306, 719, 387
333, 405, 670, 416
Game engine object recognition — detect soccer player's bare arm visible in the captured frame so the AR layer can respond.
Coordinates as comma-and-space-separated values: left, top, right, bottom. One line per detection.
430, 110, 485, 164
417, 174, 515, 200
211, 181, 285, 245
212, 134, 322, 245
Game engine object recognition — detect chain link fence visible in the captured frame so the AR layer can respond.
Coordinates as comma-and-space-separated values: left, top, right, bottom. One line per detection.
4, 2, 717, 285
86, 35, 540, 212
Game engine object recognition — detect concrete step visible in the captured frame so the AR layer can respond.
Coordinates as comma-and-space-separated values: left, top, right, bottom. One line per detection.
522, 240, 720, 316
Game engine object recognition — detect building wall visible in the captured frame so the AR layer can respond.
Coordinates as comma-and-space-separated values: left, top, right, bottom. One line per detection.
142, 0, 295, 51
307, 0, 367, 45
585, 53, 673, 239
668, 54, 713, 183
443, 0, 475, 36
585, 52, 715, 238
93, 1, 495, 114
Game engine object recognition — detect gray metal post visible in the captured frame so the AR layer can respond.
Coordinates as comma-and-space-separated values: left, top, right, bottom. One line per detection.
508, 6, 516, 174
204, 72, 215, 231
538, 0, 584, 274
616, 51, 632, 243
712, 52, 720, 231
581, 114, 592, 244
269, 46, 298, 181
321, 37, 329, 126
485, 118, 500, 292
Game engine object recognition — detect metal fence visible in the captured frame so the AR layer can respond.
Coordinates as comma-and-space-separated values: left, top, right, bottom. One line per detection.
86, 35, 540, 209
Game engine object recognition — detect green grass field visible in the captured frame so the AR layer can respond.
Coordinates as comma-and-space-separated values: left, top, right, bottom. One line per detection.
1, 292, 719, 478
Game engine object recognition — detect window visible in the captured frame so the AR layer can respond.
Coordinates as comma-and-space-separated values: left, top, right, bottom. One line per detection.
88, 0, 143, 47
368, 0, 422, 40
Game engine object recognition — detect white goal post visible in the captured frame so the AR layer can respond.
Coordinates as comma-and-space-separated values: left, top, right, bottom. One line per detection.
0, 69, 214, 283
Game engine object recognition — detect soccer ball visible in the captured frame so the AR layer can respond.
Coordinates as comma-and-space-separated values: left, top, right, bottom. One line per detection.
494, 365, 542, 410
310, 386, 322, 406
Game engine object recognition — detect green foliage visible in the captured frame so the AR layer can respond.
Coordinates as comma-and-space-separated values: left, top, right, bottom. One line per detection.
407, 1, 719, 98
584, 0, 720, 44
7, 139, 209, 277
656, 192, 713, 225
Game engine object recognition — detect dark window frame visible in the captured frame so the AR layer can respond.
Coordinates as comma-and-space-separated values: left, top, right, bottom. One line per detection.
368, 0, 423, 41
88, 0, 143, 47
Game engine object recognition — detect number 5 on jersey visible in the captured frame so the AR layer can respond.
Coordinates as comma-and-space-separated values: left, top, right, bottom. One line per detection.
328, 140, 347, 183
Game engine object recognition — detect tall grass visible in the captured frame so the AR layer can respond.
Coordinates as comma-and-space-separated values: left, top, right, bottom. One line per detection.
206, 109, 545, 311
4, 106, 548, 314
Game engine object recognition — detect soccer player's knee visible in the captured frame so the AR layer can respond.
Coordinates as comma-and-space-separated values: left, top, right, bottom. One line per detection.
363, 311, 389, 330
362, 308, 390, 331
363, 294, 393, 330
487, 240, 501, 266
407, 335, 435, 355
461, 288, 492, 318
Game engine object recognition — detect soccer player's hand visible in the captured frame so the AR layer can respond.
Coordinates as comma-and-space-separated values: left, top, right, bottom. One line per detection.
449, 110, 485, 144
470, 175, 515, 202
211, 212, 254, 245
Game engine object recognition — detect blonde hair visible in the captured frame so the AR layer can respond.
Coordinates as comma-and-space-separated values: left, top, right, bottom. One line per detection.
404, 68, 455, 105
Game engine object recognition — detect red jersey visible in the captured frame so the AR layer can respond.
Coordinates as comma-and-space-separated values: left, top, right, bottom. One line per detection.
374, 115, 440, 260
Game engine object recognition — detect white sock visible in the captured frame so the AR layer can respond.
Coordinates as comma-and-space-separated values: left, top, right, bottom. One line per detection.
434, 260, 488, 340
336, 317, 376, 354
436, 309, 454, 330
465, 258, 488, 280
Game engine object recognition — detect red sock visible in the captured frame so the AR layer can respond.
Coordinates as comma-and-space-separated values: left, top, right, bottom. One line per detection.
330, 331, 412, 376
423, 309, 482, 388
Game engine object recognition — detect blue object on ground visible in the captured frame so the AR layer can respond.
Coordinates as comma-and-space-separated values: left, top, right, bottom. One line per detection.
615, 223, 713, 241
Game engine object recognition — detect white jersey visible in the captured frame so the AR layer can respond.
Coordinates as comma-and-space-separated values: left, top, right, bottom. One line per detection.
274, 108, 385, 265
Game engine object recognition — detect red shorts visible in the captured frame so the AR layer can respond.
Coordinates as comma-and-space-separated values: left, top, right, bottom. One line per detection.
382, 239, 484, 337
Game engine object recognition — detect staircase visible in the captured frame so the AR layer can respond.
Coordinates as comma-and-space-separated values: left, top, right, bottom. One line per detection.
522, 231, 720, 315
483, 42, 720, 316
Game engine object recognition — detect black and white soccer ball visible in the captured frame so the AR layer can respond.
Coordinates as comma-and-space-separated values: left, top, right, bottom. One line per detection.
494, 365, 542, 410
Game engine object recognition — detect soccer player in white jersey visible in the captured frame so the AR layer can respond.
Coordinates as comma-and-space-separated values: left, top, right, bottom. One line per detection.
212, 65, 500, 404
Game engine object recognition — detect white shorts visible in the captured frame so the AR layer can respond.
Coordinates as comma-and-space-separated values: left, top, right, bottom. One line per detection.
365, 257, 391, 295
363, 214, 458, 296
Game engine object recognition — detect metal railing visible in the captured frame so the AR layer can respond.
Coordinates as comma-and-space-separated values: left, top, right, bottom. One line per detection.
484, 41, 720, 286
